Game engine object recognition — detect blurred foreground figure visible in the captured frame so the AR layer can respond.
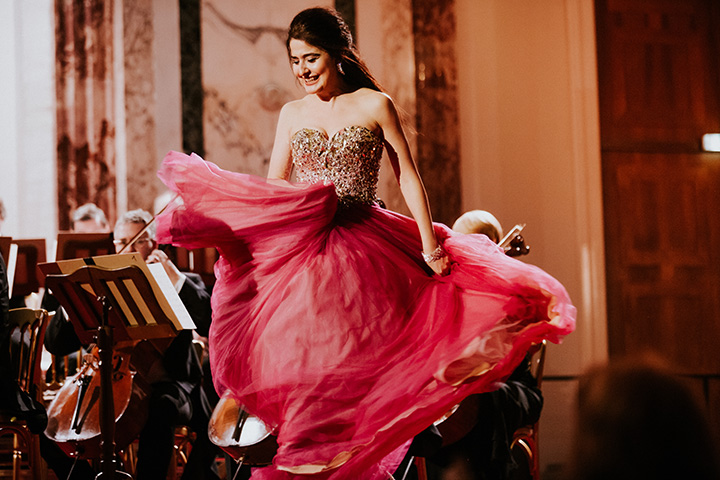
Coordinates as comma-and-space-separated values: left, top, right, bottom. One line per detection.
570, 355, 720, 480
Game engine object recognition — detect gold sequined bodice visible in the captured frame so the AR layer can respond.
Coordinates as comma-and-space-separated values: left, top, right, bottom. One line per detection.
291, 126, 384, 206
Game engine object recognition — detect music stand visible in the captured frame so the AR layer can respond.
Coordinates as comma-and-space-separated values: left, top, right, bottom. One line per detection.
44, 263, 190, 479
55, 232, 115, 261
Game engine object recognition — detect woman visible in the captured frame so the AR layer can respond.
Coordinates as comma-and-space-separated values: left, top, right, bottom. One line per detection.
156, 7, 575, 479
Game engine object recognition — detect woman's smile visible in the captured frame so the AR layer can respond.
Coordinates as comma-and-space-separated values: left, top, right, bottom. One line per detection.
289, 39, 340, 96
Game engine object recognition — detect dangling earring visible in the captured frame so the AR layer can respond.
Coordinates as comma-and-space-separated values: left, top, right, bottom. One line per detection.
337, 62, 345, 75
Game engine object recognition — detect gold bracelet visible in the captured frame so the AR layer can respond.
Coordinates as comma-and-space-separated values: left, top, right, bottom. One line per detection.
422, 244, 446, 263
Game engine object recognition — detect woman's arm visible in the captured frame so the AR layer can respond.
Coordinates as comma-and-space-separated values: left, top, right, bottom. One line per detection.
374, 93, 450, 275
267, 103, 295, 181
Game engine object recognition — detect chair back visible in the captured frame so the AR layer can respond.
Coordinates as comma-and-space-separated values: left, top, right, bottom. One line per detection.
165, 246, 219, 288
528, 340, 547, 388
5, 308, 50, 397
508, 340, 548, 480
10, 239, 47, 298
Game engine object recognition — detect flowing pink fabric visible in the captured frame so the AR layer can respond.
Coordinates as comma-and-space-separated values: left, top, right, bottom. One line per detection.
156, 151, 576, 479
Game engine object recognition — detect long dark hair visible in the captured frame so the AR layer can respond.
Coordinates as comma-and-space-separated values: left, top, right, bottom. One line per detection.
286, 7, 382, 92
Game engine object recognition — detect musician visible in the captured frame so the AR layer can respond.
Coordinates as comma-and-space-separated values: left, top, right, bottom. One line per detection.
70, 203, 111, 233
451, 210, 504, 244
39, 203, 113, 479
43, 209, 219, 480
417, 211, 543, 480
42, 203, 112, 380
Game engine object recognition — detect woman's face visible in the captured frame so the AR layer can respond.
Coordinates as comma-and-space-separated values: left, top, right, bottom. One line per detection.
289, 39, 339, 96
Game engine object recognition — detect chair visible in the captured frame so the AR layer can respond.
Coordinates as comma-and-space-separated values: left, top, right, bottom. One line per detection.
404, 340, 548, 480
165, 246, 219, 288
8, 238, 46, 307
167, 340, 207, 479
122, 340, 208, 480
0, 308, 50, 480
9, 239, 46, 299
509, 340, 547, 480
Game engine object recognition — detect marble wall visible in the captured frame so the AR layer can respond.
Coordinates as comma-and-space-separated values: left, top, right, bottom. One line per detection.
49, 0, 460, 224
201, 0, 329, 176
357, 0, 418, 216
122, 0, 158, 214
55, 0, 117, 230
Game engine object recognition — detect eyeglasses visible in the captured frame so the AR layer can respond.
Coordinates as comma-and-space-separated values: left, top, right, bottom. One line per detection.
113, 237, 153, 248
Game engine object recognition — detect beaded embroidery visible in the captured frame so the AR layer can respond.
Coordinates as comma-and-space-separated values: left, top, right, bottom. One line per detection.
291, 126, 384, 207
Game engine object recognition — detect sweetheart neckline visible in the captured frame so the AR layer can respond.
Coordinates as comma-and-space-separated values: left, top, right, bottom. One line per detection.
292, 125, 383, 143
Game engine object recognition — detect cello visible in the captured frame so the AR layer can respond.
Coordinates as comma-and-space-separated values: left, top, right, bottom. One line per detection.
207, 391, 278, 466
44, 341, 152, 459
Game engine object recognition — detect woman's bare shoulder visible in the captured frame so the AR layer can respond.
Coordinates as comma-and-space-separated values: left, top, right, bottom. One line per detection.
349, 88, 395, 117
277, 97, 310, 131
280, 97, 309, 116
352, 88, 391, 103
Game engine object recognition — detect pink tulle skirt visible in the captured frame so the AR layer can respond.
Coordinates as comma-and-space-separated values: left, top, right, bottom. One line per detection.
156, 151, 576, 479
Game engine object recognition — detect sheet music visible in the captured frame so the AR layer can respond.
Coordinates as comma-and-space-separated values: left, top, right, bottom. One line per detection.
6, 243, 18, 297
39, 253, 196, 333
147, 262, 195, 330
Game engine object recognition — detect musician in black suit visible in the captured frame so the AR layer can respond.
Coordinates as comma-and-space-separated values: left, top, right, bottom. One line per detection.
43, 209, 219, 480
396, 211, 544, 480
429, 211, 543, 480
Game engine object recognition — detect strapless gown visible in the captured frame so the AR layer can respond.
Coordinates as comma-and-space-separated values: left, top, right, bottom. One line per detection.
156, 126, 576, 479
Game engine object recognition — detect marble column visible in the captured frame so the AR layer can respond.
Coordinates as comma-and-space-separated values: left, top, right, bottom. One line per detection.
55, 0, 117, 230
412, 0, 461, 225
180, 0, 204, 157
122, 0, 159, 213
360, 0, 460, 224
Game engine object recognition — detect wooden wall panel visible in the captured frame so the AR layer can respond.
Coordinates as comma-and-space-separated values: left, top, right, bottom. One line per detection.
597, 0, 720, 151
709, 379, 720, 445
603, 151, 720, 373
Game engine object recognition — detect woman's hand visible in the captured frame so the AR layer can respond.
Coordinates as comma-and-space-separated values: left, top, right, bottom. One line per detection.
427, 255, 451, 276
423, 245, 451, 276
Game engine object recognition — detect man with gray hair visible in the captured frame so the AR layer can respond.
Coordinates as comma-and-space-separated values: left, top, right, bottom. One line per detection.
71, 203, 110, 233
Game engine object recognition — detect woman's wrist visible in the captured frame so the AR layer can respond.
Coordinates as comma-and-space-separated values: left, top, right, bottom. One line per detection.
422, 244, 446, 263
